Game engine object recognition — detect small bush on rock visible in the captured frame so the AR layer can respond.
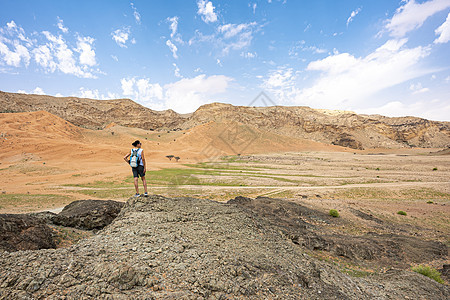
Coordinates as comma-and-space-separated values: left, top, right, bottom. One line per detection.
329, 209, 339, 218
411, 265, 444, 284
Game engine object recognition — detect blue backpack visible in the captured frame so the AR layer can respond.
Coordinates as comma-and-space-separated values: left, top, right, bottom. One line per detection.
130, 149, 140, 168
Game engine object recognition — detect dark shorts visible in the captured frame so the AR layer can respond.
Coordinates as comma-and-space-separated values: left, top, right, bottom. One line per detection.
132, 165, 145, 178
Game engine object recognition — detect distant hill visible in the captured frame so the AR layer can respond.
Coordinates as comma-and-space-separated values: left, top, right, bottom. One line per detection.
1, 91, 449, 149
0, 91, 185, 130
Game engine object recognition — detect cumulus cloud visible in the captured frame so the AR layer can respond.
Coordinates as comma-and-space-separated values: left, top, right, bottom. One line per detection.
120, 74, 233, 113
39, 31, 96, 78
197, 0, 218, 23
434, 12, 450, 43
130, 2, 141, 24
57, 17, 68, 33
77, 87, 119, 100
111, 27, 131, 48
0, 21, 31, 67
357, 99, 450, 121
16, 87, 45, 95
0, 20, 100, 78
76, 36, 96, 66
384, 0, 450, 38
264, 39, 432, 110
347, 8, 361, 26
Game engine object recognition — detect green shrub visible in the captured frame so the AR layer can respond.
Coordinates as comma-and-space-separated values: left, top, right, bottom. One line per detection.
329, 209, 339, 218
432, 167, 438, 171
397, 210, 407, 216
427, 200, 434, 204
411, 265, 444, 284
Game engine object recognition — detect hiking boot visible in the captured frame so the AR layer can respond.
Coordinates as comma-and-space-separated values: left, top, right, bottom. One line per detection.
144, 192, 149, 197
134, 193, 140, 197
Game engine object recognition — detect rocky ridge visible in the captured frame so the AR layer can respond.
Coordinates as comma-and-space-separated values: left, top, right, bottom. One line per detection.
1, 91, 449, 149
0, 195, 448, 299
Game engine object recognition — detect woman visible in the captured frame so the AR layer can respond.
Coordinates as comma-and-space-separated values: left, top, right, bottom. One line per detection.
124, 140, 148, 197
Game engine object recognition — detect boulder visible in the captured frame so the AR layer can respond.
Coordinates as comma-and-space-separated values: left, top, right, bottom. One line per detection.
0, 214, 56, 252
52, 200, 124, 230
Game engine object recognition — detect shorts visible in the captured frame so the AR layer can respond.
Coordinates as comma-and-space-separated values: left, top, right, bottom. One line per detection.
132, 165, 145, 178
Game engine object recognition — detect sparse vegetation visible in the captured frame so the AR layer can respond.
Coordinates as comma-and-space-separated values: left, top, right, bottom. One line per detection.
329, 209, 339, 217
432, 167, 438, 171
426, 200, 434, 204
397, 210, 407, 216
411, 265, 444, 284
166, 155, 175, 161
174, 156, 180, 162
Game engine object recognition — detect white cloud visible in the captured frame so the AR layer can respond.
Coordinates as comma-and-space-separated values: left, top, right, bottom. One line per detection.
120, 74, 233, 113
357, 99, 450, 121
33, 45, 56, 71
77, 88, 120, 100
166, 40, 178, 59
57, 17, 68, 33
265, 39, 432, 110
197, 0, 218, 23
173, 63, 182, 78
241, 51, 257, 58
111, 27, 131, 48
409, 82, 430, 94
384, 0, 450, 38
111, 55, 118, 61
217, 22, 258, 54
16, 87, 45, 95
76, 36, 96, 66
0, 21, 31, 67
33, 87, 45, 95
130, 2, 141, 24
167, 16, 179, 38
252, 3, 257, 14
434, 12, 450, 43
347, 8, 361, 26
40, 31, 96, 78
121, 77, 163, 102
0, 41, 31, 67
164, 74, 232, 112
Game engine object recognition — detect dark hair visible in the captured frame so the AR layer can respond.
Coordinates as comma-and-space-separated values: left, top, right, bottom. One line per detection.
132, 140, 141, 147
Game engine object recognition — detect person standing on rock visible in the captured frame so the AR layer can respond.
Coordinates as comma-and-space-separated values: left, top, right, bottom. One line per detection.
124, 140, 148, 197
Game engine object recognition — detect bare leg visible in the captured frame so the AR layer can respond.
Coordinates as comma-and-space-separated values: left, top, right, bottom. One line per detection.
134, 177, 139, 194
141, 176, 148, 194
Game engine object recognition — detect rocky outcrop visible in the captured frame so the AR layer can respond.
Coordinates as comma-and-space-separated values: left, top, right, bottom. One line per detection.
52, 200, 124, 230
0, 195, 448, 299
2, 91, 449, 149
0, 214, 55, 252
0, 91, 186, 130
229, 196, 448, 267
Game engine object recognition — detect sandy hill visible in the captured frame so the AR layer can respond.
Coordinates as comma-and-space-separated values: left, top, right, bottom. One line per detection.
1, 195, 448, 299
0, 91, 185, 130
1, 91, 449, 150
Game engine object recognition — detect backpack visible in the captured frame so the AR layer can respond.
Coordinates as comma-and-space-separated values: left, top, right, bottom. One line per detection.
130, 149, 140, 168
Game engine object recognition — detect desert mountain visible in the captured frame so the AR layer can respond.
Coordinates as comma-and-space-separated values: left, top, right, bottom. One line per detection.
1, 91, 449, 149
0, 91, 185, 130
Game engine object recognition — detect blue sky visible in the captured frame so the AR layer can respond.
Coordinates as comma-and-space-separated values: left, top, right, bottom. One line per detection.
1, 0, 449, 120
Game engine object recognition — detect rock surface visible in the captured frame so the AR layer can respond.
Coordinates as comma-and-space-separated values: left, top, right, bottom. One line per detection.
230, 196, 448, 268
52, 200, 125, 230
0, 195, 448, 299
0, 214, 55, 252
